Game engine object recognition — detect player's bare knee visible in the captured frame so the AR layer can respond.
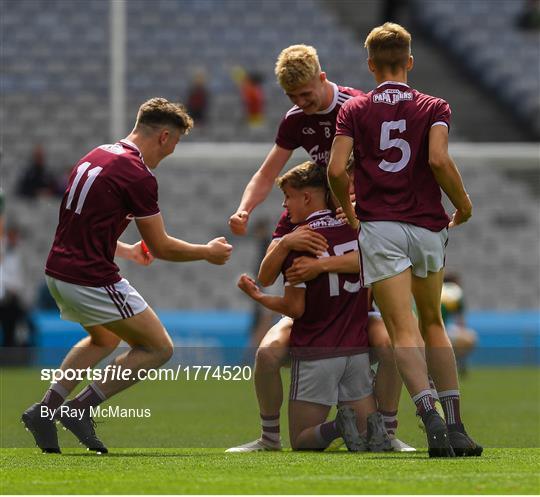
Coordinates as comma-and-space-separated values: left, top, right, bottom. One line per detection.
157, 339, 174, 366
146, 335, 174, 367
255, 345, 285, 373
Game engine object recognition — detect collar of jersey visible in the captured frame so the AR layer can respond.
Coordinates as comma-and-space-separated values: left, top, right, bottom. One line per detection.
119, 139, 152, 173
305, 209, 332, 221
315, 82, 339, 114
376, 81, 410, 89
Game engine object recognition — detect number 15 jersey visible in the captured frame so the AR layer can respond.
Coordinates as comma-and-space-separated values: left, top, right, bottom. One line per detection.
282, 210, 369, 360
46, 139, 160, 287
336, 81, 450, 232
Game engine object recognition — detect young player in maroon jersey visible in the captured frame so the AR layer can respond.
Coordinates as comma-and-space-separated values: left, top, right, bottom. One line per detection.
21, 98, 233, 454
227, 46, 413, 452
328, 23, 482, 458
238, 162, 391, 451
229, 45, 414, 452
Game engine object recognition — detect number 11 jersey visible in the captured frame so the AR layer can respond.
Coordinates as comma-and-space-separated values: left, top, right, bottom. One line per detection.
336, 81, 450, 232
45, 139, 160, 287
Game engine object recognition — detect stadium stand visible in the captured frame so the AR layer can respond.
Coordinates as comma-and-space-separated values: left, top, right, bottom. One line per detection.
1, 1, 538, 314
4, 144, 539, 312
1, 0, 374, 193
413, 0, 540, 139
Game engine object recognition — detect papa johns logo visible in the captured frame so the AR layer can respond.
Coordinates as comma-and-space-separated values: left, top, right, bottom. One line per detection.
302, 127, 316, 135
373, 89, 413, 105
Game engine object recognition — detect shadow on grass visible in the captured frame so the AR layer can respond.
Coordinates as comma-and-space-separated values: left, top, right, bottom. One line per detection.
60, 451, 212, 458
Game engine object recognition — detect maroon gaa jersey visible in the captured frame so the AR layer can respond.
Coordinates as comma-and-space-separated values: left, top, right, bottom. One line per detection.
336, 81, 451, 232
272, 83, 364, 239
45, 139, 160, 287
282, 210, 369, 360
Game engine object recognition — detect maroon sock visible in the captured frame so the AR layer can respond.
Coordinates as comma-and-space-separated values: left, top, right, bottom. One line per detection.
439, 390, 462, 426
40, 388, 65, 410
68, 384, 106, 411
412, 390, 436, 419
379, 410, 398, 437
260, 413, 280, 446
316, 420, 339, 446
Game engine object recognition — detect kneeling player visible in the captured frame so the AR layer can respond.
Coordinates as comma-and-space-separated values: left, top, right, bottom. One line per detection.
237, 162, 391, 451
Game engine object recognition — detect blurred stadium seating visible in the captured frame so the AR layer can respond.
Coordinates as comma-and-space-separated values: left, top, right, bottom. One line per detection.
4, 143, 539, 312
413, 0, 540, 138
1, 0, 375, 194
1, 1, 538, 316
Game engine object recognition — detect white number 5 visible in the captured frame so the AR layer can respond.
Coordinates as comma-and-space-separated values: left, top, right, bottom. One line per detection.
378, 119, 411, 173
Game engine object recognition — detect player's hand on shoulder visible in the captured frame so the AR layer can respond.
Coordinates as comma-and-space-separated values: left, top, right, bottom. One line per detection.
132, 241, 155, 266
229, 210, 249, 235
237, 273, 262, 299
285, 256, 321, 285
282, 226, 328, 256
206, 236, 233, 265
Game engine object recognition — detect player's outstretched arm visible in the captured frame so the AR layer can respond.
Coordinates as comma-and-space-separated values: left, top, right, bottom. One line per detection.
229, 145, 293, 236
285, 250, 359, 286
258, 227, 328, 287
136, 214, 232, 264
115, 240, 154, 266
237, 274, 305, 319
428, 125, 472, 228
328, 136, 358, 230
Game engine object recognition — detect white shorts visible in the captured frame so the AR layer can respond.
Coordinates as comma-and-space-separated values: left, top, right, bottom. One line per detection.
289, 353, 373, 406
359, 221, 448, 286
45, 276, 148, 327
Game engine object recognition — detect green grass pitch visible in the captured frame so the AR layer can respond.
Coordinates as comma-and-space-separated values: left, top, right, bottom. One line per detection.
1, 366, 539, 494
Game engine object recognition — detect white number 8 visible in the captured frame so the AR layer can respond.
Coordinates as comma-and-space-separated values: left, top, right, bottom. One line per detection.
378, 119, 411, 173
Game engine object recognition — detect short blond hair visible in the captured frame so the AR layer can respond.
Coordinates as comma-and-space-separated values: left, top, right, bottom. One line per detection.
364, 22, 411, 72
276, 161, 327, 191
275, 44, 321, 92
135, 97, 194, 135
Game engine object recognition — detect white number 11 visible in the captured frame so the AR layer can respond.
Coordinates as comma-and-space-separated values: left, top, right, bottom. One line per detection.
65, 161, 103, 214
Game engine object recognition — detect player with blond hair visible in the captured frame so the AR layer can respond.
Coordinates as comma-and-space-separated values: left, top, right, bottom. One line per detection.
227, 45, 414, 452
328, 22, 482, 457
22, 98, 233, 454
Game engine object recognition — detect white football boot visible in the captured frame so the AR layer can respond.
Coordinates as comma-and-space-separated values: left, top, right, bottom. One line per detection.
389, 437, 417, 452
225, 438, 282, 453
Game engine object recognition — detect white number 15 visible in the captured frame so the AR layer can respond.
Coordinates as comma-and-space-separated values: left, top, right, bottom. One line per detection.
322, 240, 360, 297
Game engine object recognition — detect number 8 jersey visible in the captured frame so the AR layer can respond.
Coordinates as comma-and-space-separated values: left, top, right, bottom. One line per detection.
46, 139, 159, 286
336, 81, 450, 232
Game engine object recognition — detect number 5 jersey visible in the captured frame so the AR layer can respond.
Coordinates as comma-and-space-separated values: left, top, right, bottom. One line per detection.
336, 81, 451, 232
